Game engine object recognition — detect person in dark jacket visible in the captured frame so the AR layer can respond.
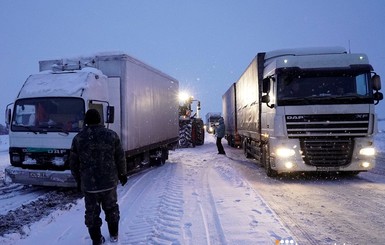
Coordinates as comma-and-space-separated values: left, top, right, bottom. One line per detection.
70, 109, 127, 245
216, 117, 226, 155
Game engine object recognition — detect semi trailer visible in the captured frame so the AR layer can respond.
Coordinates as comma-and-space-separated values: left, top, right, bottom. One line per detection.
223, 47, 383, 176
5, 53, 179, 187
222, 84, 241, 147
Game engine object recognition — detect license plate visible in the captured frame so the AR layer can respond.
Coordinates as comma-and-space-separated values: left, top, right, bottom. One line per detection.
29, 172, 48, 179
316, 166, 340, 172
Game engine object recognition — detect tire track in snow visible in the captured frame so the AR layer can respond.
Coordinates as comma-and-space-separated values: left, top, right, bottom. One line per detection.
180, 147, 295, 245
180, 150, 228, 245
210, 154, 296, 244
117, 163, 184, 245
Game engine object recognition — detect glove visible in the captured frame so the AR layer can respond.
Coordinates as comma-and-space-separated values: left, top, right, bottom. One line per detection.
119, 175, 127, 186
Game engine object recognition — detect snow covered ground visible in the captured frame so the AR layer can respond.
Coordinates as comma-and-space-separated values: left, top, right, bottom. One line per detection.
0, 130, 385, 245
0, 135, 294, 245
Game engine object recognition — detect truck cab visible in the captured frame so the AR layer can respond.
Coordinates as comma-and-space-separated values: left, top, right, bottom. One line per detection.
5, 68, 114, 187
234, 47, 383, 176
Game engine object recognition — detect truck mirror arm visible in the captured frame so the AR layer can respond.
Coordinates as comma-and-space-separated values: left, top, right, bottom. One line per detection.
374, 91, 383, 105
261, 95, 275, 109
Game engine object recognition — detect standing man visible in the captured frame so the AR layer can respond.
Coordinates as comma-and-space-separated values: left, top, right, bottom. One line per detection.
70, 109, 127, 245
216, 117, 226, 155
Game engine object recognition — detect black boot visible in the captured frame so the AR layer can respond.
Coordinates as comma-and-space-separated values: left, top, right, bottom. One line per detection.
108, 222, 119, 242
88, 227, 105, 245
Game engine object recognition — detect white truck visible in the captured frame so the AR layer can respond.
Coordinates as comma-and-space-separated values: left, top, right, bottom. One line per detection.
205, 112, 221, 134
223, 47, 383, 176
5, 53, 179, 187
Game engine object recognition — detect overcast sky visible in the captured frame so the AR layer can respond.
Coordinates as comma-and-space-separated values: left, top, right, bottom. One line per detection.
1, 0, 385, 123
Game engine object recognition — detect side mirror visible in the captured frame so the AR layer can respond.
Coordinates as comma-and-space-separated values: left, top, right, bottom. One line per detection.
5, 106, 12, 125
261, 94, 270, 103
372, 74, 381, 91
262, 78, 270, 93
106, 106, 115, 124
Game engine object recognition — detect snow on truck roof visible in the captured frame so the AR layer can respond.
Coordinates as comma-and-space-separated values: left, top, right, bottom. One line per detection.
39, 52, 179, 83
18, 68, 105, 98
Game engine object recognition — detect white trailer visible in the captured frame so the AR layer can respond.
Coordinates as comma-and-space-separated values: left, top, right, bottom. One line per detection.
224, 47, 383, 176
5, 53, 179, 187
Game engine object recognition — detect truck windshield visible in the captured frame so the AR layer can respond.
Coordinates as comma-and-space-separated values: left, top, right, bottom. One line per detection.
11, 97, 85, 133
277, 70, 373, 105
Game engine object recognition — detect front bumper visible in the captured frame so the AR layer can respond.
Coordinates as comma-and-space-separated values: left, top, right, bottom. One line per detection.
5, 166, 76, 187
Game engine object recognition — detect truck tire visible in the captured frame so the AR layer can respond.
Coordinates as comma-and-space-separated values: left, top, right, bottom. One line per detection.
243, 139, 252, 158
179, 121, 192, 148
195, 119, 205, 146
262, 144, 277, 177
149, 148, 167, 166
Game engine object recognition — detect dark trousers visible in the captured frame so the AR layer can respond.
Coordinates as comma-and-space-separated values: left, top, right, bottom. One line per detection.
216, 137, 225, 154
84, 187, 120, 239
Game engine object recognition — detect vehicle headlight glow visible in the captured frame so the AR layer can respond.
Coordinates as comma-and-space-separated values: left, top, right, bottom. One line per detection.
359, 147, 375, 156
361, 162, 371, 168
276, 148, 295, 158
284, 161, 294, 169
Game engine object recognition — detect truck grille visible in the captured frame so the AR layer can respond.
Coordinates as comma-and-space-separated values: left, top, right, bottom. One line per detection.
286, 114, 368, 167
300, 138, 354, 166
286, 114, 370, 137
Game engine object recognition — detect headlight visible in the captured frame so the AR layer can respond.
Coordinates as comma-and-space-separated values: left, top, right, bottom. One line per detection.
12, 155, 21, 163
359, 147, 375, 156
276, 148, 295, 158
284, 161, 294, 169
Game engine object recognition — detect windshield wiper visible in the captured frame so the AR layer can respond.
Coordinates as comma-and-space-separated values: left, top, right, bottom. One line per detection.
13, 125, 38, 134
38, 124, 69, 135
335, 94, 367, 99
280, 97, 313, 104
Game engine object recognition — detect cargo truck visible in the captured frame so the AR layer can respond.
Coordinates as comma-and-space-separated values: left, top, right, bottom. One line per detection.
5, 53, 179, 187
223, 47, 383, 176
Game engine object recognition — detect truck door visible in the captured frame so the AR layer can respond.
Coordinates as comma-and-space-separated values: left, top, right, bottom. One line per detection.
108, 77, 121, 137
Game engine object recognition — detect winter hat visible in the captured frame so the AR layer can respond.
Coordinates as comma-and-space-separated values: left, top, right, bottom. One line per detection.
84, 109, 101, 125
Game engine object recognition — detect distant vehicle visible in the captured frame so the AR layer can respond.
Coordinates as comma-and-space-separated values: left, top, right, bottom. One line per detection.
179, 98, 204, 148
223, 47, 383, 176
5, 53, 179, 187
205, 112, 221, 134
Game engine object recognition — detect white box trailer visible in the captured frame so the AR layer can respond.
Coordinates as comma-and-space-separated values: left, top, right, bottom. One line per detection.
5, 53, 179, 187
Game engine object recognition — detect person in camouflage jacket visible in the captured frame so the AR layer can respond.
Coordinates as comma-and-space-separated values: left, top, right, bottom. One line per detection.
70, 109, 127, 245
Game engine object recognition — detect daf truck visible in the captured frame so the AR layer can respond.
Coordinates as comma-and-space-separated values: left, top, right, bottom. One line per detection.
5, 53, 179, 187
223, 47, 383, 176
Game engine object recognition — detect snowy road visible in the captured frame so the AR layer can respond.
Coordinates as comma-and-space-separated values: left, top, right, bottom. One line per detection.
224, 146, 385, 245
1, 134, 385, 244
